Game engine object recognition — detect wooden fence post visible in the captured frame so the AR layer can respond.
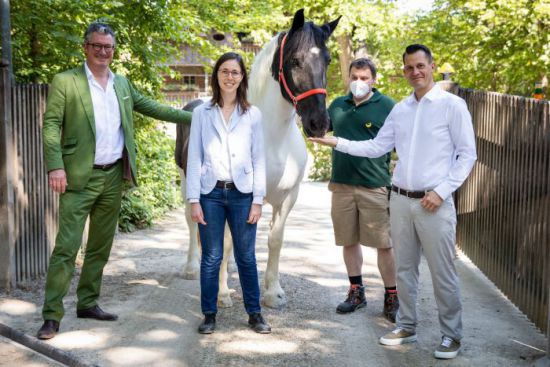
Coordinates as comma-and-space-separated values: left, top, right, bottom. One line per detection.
0, 59, 15, 290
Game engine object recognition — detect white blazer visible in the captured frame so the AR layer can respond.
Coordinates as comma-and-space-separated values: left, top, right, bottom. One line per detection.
186, 101, 266, 204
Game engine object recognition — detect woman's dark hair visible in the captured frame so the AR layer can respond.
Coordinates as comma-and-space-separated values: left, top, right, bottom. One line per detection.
210, 52, 250, 113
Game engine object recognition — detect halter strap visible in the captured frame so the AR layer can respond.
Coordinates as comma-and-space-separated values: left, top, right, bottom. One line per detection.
278, 33, 327, 107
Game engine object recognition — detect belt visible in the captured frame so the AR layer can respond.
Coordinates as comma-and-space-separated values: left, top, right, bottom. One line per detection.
93, 159, 121, 170
391, 185, 427, 199
215, 180, 236, 190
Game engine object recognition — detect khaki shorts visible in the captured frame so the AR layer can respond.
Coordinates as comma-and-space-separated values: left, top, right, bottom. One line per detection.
329, 182, 392, 248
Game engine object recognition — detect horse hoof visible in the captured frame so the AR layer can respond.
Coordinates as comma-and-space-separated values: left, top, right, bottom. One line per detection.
262, 292, 287, 309
218, 295, 233, 308
182, 267, 199, 280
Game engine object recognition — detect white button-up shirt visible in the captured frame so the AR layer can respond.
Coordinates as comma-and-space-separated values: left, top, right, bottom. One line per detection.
215, 105, 239, 182
335, 84, 477, 200
84, 63, 124, 165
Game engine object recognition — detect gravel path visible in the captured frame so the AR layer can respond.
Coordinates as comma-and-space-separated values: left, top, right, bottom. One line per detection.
0, 181, 547, 366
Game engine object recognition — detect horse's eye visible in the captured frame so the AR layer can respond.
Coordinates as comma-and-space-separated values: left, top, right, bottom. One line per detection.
290, 58, 301, 67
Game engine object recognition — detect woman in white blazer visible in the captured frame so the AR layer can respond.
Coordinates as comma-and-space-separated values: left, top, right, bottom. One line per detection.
186, 52, 269, 334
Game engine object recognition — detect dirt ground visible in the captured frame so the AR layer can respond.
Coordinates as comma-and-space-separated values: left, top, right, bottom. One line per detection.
0, 181, 547, 367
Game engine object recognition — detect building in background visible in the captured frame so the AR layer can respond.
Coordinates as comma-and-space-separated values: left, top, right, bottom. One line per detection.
162, 32, 260, 108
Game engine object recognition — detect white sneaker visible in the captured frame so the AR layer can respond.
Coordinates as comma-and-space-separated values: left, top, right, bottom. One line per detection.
379, 327, 417, 346
434, 336, 461, 359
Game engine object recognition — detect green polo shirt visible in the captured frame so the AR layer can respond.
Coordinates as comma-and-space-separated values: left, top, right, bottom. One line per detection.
328, 89, 395, 188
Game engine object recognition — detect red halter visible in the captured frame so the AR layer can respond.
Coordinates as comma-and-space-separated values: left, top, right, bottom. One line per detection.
278, 33, 327, 107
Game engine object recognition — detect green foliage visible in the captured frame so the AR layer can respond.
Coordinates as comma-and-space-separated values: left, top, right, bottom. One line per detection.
118, 119, 181, 232
411, 0, 549, 95
11, 0, 547, 192
306, 136, 333, 181
10, 0, 282, 88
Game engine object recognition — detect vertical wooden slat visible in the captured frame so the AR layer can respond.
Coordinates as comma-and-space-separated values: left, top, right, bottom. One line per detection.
14, 85, 24, 283
30, 85, 38, 278
0, 61, 16, 290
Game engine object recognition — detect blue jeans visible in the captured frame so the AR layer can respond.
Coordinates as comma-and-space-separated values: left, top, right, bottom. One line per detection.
198, 187, 261, 315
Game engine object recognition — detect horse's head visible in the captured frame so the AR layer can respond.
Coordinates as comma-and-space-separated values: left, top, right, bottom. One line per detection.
271, 9, 340, 137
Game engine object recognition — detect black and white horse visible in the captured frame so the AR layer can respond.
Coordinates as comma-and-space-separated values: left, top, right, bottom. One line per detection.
175, 9, 340, 308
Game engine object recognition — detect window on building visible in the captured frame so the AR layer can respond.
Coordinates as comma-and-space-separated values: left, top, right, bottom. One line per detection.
183, 75, 197, 90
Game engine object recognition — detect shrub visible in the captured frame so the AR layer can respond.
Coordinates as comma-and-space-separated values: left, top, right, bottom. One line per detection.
306, 136, 333, 182
118, 120, 181, 232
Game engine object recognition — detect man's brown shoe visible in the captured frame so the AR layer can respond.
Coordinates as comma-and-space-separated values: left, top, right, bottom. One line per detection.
77, 305, 118, 321
37, 320, 59, 340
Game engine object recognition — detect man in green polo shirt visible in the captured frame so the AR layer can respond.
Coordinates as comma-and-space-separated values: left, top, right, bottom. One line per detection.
328, 58, 399, 322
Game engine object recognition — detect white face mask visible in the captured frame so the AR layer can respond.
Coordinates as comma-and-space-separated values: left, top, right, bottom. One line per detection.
350, 80, 371, 99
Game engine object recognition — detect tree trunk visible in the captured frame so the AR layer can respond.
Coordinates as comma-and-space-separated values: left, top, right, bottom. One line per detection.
336, 34, 352, 89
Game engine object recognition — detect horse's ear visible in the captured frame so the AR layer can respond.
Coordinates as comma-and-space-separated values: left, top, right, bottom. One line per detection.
322, 15, 341, 38
289, 8, 305, 34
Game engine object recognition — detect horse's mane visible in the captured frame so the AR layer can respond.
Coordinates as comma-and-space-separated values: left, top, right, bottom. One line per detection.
248, 34, 280, 103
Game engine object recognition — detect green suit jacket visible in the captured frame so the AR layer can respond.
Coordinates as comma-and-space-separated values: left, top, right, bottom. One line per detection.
43, 64, 191, 190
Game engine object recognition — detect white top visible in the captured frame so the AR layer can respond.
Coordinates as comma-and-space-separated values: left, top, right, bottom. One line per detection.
84, 62, 124, 165
186, 101, 266, 204
335, 84, 477, 200
215, 105, 239, 182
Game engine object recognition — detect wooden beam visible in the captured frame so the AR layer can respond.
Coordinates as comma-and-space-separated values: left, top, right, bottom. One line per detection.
0, 60, 15, 290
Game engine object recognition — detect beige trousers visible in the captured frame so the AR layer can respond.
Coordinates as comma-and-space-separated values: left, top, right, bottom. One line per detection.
390, 193, 462, 341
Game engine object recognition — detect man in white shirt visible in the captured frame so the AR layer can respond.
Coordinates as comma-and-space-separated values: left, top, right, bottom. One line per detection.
310, 44, 477, 360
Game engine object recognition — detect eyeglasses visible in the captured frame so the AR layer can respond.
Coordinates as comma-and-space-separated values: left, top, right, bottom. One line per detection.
87, 43, 115, 52
218, 69, 242, 78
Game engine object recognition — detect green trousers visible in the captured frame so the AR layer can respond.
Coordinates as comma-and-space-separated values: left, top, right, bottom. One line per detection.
42, 162, 123, 322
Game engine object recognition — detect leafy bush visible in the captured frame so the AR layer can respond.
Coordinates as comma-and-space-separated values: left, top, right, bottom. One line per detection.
118, 120, 181, 232
306, 137, 333, 182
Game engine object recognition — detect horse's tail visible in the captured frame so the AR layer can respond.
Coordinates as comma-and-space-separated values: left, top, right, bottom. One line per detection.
175, 99, 205, 175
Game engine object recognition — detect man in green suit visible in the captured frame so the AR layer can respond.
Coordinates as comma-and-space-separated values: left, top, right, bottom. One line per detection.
37, 22, 191, 339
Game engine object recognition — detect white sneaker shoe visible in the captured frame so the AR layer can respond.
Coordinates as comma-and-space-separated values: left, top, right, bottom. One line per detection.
379, 327, 417, 346
434, 336, 461, 359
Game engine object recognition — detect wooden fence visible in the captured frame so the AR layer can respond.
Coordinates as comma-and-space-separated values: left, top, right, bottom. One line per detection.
0, 62, 56, 289
454, 87, 549, 333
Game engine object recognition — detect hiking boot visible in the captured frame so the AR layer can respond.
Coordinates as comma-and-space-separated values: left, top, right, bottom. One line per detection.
198, 314, 216, 334
383, 291, 399, 323
379, 327, 417, 346
434, 336, 461, 359
336, 284, 366, 314
248, 313, 271, 334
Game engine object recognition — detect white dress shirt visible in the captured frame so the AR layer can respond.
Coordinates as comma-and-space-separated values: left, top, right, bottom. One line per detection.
186, 101, 266, 204
84, 63, 124, 165
215, 105, 238, 182
335, 84, 477, 200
